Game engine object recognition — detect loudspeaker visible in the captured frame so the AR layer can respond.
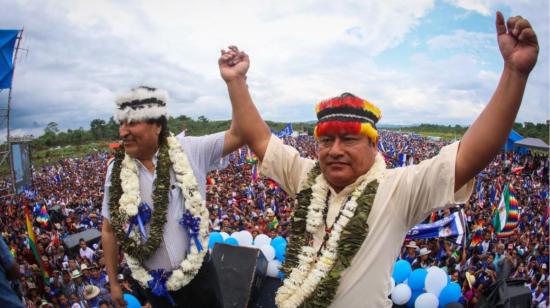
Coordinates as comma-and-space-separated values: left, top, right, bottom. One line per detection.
478, 278, 532, 308
212, 244, 268, 308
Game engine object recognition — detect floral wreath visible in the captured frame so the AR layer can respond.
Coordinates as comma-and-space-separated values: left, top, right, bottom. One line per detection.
109, 133, 209, 292
276, 154, 385, 308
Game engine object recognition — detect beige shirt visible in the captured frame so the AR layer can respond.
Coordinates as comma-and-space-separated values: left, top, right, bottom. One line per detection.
259, 136, 474, 307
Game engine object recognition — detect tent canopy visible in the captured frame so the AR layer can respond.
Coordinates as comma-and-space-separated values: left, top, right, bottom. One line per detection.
503, 130, 525, 152
514, 138, 550, 151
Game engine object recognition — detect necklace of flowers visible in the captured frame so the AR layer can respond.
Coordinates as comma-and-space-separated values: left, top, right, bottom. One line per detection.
110, 133, 210, 291
276, 155, 385, 308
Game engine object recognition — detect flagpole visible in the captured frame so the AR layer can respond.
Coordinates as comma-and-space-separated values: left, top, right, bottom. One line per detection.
4, 29, 24, 194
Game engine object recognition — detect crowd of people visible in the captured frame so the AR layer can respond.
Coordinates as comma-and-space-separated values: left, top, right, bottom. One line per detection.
0, 130, 547, 307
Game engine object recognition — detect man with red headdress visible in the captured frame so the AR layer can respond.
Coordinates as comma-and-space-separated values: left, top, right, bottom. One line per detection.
219, 12, 539, 307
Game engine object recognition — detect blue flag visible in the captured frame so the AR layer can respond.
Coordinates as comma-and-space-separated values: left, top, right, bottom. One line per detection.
0, 30, 19, 89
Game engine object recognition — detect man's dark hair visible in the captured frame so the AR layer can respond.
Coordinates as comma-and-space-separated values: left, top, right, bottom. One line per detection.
146, 116, 169, 145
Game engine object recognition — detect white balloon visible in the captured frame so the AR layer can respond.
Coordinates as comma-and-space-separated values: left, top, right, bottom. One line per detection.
425, 267, 448, 297
391, 283, 411, 305
260, 244, 276, 261
415, 293, 439, 308
230, 232, 242, 243
266, 260, 282, 278
220, 232, 229, 241
254, 234, 271, 247
390, 277, 396, 294
239, 231, 253, 246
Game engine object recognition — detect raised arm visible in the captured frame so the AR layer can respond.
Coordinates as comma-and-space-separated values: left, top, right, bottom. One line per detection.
219, 46, 271, 161
455, 12, 539, 190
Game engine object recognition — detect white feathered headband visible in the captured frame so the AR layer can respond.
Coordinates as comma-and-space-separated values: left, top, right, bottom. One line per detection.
115, 86, 168, 123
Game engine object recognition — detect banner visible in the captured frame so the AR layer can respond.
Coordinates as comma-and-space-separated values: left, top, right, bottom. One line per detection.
406, 210, 465, 244
0, 30, 19, 89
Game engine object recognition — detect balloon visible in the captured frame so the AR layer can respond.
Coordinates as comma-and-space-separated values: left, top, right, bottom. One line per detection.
266, 260, 282, 278
391, 283, 411, 305
425, 267, 448, 297
271, 236, 286, 248
415, 292, 439, 308
260, 244, 276, 261
239, 231, 253, 246
408, 268, 428, 291
123, 294, 141, 308
438, 282, 461, 307
224, 237, 239, 246
392, 260, 412, 283
208, 232, 223, 249
407, 290, 423, 308
254, 234, 271, 247
275, 243, 287, 262
220, 232, 229, 241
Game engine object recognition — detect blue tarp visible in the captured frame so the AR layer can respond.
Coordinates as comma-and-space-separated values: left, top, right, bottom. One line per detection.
0, 30, 19, 89
502, 129, 526, 153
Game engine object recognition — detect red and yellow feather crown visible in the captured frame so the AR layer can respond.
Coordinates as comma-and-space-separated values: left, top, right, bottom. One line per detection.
314, 93, 381, 143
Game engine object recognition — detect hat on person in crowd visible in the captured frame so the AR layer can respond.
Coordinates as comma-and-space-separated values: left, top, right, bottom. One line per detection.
405, 241, 419, 250
266, 208, 275, 216
83, 285, 101, 300
39, 300, 53, 308
465, 272, 476, 289
80, 264, 89, 271
27, 282, 37, 290
419, 248, 431, 257
115, 86, 168, 123
71, 270, 83, 279
313, 93, 382, 144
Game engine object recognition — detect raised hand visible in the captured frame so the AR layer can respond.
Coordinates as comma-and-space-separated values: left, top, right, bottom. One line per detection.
219, 45, 250, 82
496, 11, 539, 76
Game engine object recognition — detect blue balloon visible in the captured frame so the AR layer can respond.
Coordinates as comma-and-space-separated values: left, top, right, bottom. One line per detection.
275, 243, 287, 262
408, 268, 428, 291
407, 290, 423, 308
224, 237, 239, 246
208, 232, 223, 249
392, 260, 412, 284
271, 236, 287, 248
124, 293, 141, 308
438, 282, 461, 307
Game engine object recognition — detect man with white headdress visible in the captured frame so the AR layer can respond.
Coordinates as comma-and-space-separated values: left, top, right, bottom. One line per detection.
101, 86, 243, 307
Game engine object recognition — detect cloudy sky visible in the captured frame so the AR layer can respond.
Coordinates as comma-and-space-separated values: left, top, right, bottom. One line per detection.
0, 0, 548, 138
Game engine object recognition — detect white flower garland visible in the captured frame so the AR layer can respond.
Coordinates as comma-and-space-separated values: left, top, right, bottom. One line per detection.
119, 133, 210, 291
276, 154, 386, 308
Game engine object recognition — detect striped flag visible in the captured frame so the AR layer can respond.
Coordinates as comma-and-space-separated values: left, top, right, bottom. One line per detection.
24, 204, 49, 283
493, 184, 519, 238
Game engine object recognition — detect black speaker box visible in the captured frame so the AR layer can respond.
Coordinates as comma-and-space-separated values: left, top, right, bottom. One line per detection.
478, 278, 532, 308
211, 244, 268, 308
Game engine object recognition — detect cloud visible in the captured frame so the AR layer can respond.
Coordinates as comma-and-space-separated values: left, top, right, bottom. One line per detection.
427, 30, 494, 52
0, 0, 546, 142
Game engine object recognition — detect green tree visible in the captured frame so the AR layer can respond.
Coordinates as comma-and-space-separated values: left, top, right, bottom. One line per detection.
90, 119, 106, 140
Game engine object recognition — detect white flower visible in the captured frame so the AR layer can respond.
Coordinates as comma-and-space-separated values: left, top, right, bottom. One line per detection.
118, 135, 209, 291
277, 160, 384, 308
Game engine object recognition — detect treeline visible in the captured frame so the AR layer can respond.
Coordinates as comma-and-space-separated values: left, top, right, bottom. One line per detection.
390, 122, 549, 143
30, 115, 314, 150
29, 118, 549, 151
